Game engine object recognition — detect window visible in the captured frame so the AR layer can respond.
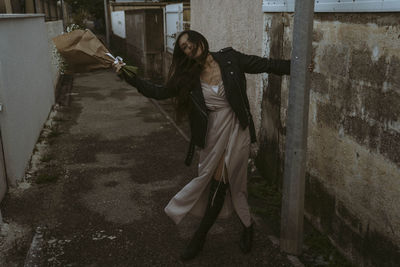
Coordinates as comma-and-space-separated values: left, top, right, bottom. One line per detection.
262, 0, 400, 12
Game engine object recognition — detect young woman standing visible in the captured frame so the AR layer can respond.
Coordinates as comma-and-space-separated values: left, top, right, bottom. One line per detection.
114, 30, 290, 261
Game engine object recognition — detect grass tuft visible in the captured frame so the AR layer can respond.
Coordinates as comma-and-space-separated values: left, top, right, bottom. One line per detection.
36, 174, 58, 184
48, 129, 63, 139
41, 154, 53, 163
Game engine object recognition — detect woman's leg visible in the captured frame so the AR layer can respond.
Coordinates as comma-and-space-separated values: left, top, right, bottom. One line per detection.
213, 151, 228, 183
180, 153, 228, 261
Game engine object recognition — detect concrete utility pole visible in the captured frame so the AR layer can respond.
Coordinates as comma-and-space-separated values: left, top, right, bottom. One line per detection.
104, 0, 111, 47
280, 0, 315, 255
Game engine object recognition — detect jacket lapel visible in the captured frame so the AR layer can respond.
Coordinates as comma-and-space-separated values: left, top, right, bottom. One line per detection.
211, 51, 231, 99
191, 79, 208, 112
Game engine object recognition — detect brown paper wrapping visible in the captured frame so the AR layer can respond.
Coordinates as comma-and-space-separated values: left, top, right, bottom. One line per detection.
52, 29, 113, 73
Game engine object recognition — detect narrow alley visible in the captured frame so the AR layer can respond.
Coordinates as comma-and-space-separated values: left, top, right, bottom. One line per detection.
0, 70, 293, 266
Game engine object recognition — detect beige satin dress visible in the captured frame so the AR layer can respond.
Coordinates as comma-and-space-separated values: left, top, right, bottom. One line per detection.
164, 80, 252, 227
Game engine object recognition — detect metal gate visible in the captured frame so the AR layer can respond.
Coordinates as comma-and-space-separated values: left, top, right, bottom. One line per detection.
164, 3, 184, 53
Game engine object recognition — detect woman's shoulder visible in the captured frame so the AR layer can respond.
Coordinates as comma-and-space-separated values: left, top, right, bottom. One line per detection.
218, 47, 234, 53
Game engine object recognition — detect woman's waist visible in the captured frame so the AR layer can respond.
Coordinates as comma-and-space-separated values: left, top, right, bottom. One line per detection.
207, 104, 232, 112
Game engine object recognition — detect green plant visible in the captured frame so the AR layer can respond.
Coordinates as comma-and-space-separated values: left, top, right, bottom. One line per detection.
36, 174, 58, 184
41, 154, 53, 163
48, 129, 63, 139
53, 116, 66, 122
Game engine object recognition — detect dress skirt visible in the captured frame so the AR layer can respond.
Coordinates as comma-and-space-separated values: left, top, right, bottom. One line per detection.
164, 81, 252, 227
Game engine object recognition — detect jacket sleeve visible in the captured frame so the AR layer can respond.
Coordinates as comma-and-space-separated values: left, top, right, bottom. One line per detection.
122, 72, 177, 100
234, 50, 291, 76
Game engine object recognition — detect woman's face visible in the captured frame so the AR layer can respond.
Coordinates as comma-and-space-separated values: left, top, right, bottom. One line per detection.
178, 33, 202, 59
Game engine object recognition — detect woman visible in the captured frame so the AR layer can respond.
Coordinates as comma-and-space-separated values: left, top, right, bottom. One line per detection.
114, 30, 290, 261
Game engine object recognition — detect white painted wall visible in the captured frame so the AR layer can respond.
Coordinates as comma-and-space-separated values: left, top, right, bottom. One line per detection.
111, 11, 126, 39
165, 3, 183, 53
0, 14, 55, 186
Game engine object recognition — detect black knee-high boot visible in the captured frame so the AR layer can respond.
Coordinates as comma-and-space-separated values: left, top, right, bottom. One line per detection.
239, 221, 253, 254
180, 179, 228, 261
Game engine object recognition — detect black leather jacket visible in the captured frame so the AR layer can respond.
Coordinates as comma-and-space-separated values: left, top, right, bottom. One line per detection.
123, 47, 290, 165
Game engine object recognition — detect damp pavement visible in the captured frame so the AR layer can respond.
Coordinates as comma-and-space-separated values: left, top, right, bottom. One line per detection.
0, 70, 296, 266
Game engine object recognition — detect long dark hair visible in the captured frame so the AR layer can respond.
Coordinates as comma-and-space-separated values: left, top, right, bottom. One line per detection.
166, 30, 209, 122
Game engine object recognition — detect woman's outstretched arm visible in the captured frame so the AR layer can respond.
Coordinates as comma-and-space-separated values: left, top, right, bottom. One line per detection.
234, 49, 291, 76
122, 72, 177, 100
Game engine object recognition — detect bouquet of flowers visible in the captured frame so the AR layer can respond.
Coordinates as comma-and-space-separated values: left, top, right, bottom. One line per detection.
52, 29, 137, 78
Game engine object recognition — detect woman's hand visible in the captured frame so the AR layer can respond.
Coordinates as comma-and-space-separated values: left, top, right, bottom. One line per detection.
112, 61, 125, 74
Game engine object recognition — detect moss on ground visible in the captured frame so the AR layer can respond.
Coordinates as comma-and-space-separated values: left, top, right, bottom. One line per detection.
36, 174, 58, 184
48, 128, 63, 139
41, 154, 53, 163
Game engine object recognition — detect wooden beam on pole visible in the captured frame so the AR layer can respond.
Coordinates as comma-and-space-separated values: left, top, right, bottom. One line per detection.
280, 0, 315, 255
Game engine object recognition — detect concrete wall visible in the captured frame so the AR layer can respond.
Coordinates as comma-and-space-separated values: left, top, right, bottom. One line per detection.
0, 14, 55, 186
46, 20, 64, 89
258, 12, 400, 266
190, 0, 265, 139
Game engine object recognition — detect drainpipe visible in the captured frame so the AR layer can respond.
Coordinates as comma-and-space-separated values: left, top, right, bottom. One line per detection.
0, 127, 8, 225
104, 0, 110, 47
280, 0, 315, 255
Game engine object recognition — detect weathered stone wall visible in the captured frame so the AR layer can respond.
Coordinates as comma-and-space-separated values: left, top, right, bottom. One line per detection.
256, 13, 287, 182
191, 0, 265, 140
190, 2, 400, 264
259, 13, 400, 266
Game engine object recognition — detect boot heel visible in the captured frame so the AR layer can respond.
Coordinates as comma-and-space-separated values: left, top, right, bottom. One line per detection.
180, 235, 206, 261
239, 223, 254, 254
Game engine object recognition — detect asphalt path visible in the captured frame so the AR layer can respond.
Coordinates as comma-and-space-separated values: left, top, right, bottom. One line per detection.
1, 70, 294, 266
